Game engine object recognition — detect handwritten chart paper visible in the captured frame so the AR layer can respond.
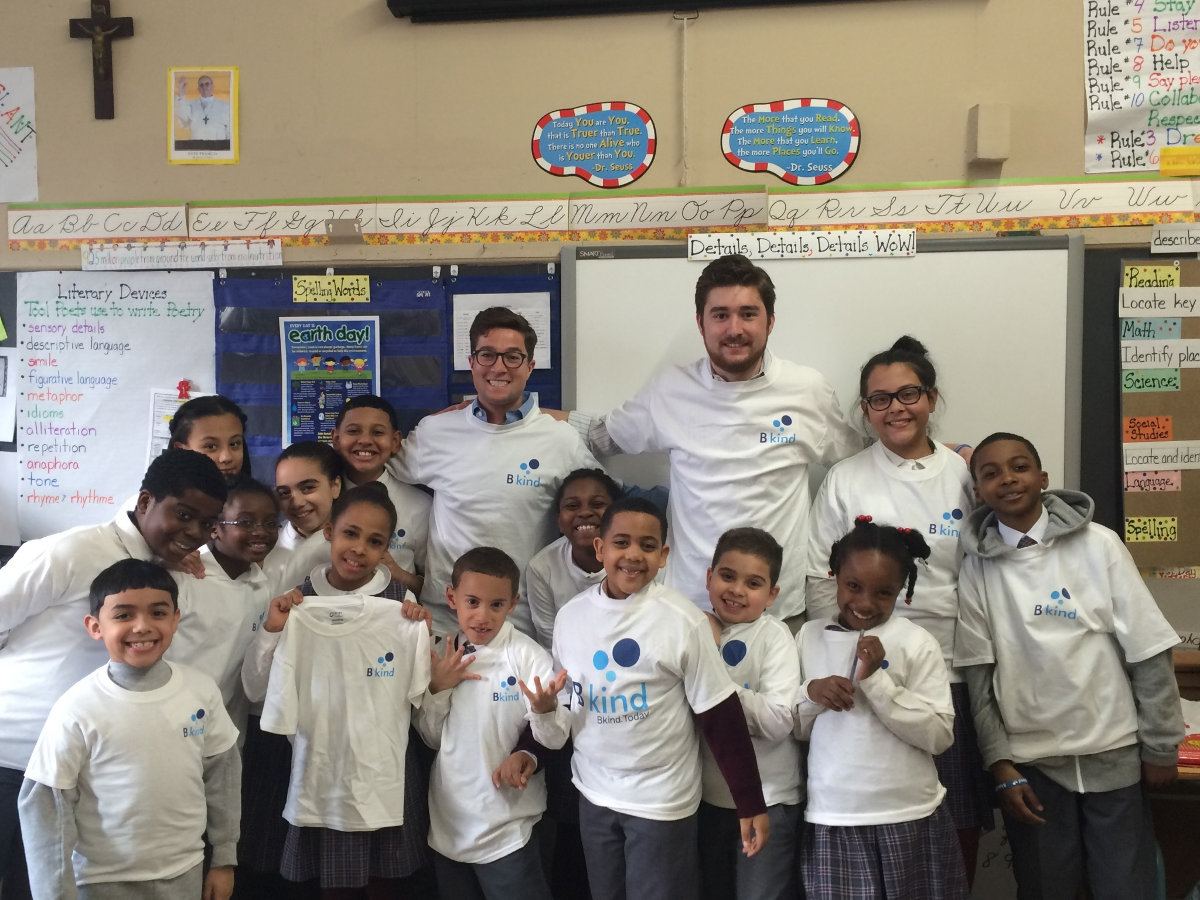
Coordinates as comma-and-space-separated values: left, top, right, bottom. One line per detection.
1119, 260, 1200, 565
15, 272, 215, 539
1084, 0, 1200, 173
0, 68, 37, 202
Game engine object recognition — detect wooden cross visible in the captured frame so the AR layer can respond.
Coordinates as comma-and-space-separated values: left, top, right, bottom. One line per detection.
69, 0, 133, 119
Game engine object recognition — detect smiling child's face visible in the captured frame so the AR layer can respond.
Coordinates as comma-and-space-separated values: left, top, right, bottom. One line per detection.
557, 477, 614, 565
707, 549, 778, 625
971, 438, 1049, 534
85, 587, 180, 667
136, 488, 223, 567
275, 457, 341, 538
835, 549, 904, 631
331, 407, 399, 483
173, 412, 244, 482
212, 491, 279, 566
594, 510, 668, 600
323, 501, 392, 591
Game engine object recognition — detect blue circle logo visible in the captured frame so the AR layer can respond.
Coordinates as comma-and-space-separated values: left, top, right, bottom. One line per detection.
722, 639, 748, 667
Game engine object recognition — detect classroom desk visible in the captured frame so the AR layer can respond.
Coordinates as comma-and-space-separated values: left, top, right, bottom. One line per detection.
1151, 650, 1200, 898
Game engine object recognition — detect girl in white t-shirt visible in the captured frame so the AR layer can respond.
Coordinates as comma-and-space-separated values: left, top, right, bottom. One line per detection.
246, 483, 432, 898
169, 394, 252, 484
797, 518, 967, 900
264, 441, 345, 595
805, 335, 992, 885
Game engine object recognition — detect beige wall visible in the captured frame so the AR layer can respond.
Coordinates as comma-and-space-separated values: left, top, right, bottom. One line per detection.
0, 0, 1097, 269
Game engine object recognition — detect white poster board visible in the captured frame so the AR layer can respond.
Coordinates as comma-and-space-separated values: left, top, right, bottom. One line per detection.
563, 238, 1083, 491
15, 271, 216, 539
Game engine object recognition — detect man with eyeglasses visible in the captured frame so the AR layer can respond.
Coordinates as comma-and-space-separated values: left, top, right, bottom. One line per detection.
390, 307, 602, 638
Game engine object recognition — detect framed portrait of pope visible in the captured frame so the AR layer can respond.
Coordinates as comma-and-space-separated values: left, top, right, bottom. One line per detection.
168, 66, 238, 164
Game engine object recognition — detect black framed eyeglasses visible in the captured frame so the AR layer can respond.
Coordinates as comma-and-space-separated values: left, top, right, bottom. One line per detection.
217, 518, 280, 533
863, 385, 930, 411
471, 348, 528, 368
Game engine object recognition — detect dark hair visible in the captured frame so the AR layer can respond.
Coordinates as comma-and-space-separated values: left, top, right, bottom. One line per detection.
276, 441, 344, 484
554, 467, 621, 511
169, 395, 251, 480
693, 254, 776, 318
858, 335, 938, 398
828, 516, 931, 603
334, 394, 399, 431
970, 431, 1043, 479
598, 496, 668, 543
224, 477, 279, 511
711, 527, 784, 587
451, 546, 520, 594
469, 307, 537, 357
330, 482, 397, 533
140, 448, 227, 505
89, 558, 178, 617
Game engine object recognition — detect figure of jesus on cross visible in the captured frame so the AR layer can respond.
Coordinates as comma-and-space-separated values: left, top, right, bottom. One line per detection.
69, 0, 133, 119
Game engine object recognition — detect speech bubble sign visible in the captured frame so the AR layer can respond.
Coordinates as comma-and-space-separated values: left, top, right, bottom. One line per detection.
532, 101, 655, 188
722, 98, 860, 186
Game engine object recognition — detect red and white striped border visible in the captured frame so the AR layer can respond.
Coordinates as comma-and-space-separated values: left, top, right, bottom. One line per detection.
722, 98, 860, 186
532, 101, 655, 189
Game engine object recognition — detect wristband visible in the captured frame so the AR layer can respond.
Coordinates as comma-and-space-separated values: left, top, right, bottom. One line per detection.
994, 777, 1028, 793
954, 443, 973, 454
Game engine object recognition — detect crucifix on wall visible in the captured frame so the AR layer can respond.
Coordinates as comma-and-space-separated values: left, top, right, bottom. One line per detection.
69, 0, 134, 119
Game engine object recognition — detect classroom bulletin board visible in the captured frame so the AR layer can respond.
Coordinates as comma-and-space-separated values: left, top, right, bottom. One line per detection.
1119, 259, 1200, 567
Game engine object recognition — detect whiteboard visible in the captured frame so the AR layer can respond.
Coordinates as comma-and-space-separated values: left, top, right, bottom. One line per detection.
562, 236, 1083, 490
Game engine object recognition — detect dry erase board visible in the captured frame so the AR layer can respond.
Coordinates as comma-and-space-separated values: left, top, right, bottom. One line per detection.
561, 236, 1084, 489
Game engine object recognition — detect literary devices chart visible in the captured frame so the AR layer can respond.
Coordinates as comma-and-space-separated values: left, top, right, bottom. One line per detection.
15, 271, 215, 539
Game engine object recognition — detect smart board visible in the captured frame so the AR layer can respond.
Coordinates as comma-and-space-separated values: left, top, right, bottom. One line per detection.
562, 236, 1083, 490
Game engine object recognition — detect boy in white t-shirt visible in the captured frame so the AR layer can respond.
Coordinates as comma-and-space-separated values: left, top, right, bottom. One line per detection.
956, 432, 1184, 899
552, 497, 769, 900
698, 527, 801, 900
19, 559, 240, 900
416, 547, 569, 900
331, 394, 431, 596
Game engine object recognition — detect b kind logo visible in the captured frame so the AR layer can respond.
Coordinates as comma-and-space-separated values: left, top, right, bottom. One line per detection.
931, 508, 965, 538
570, 638, 650, 723
1034, 587, 1078, 620
368, 650, 396, 678
494, 674, 522, 703
507, 458, 542, 487
184, 708, 206, 738
760, 414, 797, 444
722, 639, 752, 689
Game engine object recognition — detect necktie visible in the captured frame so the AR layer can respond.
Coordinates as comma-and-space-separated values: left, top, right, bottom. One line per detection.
1016, 535, 1037, 549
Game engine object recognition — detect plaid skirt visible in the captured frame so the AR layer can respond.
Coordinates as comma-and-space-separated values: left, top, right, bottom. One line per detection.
802, 803, 968, 900
237, 715, 293, 874
934, 681, 995, 831
279, 732, 431, 888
